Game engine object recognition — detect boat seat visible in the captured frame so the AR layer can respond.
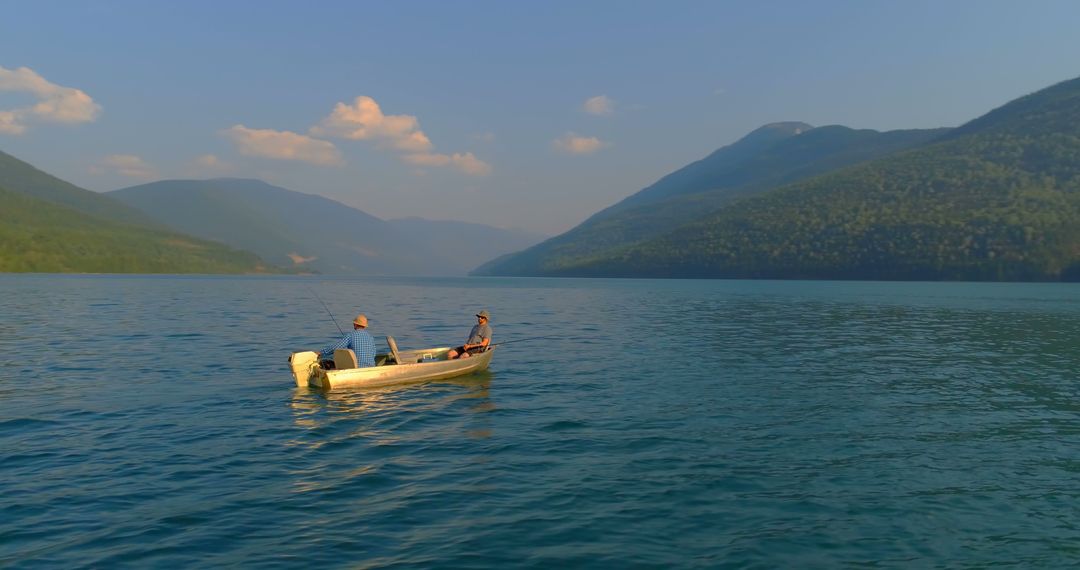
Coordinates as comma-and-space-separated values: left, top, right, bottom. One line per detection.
387, 336, 405, 365
333, 348, 359, 369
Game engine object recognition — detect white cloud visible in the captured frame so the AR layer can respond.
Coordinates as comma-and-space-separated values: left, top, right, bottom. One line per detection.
402, 152, 492, 176
0, 111, 24, 135
0, 66, 101, 135
553, 132, 607, 155
392, 130, 434, 152
450, 152, 492, 176
402, 153, 451, 167
583, 95, 615, 116
188, 154, 233, 175
96, 154, 157, 179
309, 95, 491, 175
222, 125, 343, 166
473, 131, 496, 143
310, 96, 433, 152
195, 154, 223, 168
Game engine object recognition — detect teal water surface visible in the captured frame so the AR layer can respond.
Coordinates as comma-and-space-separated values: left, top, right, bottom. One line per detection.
1, 275, 1079, 567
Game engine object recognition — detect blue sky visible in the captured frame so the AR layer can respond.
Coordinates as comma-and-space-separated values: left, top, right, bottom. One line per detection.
2, 1, 1079, 234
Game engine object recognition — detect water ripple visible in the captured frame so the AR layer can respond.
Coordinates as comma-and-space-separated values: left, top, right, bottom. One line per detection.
1, 276, 1079, 567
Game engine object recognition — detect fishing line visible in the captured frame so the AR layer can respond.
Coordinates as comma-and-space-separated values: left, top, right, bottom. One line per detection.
307, 285, 344, 335
490, 334, 558, 347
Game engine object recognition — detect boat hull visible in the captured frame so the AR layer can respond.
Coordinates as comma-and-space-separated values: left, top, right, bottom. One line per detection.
289, 347, 495, 390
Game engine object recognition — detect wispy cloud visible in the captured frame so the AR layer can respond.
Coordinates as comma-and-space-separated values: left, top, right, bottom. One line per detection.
582, 95, 615, 116
311, 95, 490, 176
91, 154, 157, 179
222, 125, 343, 166
195, 154, 224, 168
401, 153, 451, 167
0, 111, 21, 135
402, 152, 492, 176
473, 131, 496, 143
553, 132, 607, 155
450, 152, 493, 176
188, 154, 232, 175
0, 66, 101, 135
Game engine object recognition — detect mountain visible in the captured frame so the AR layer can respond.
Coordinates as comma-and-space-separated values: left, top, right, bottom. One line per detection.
0, 150, 150, 226
506, 76, 1080, 281
0, 152, 272, 273
475, 122, 948, 276
0, 185, 269, 273
608, 121, 813, 212
109, 179, 546, 276
384, 217, 547, 272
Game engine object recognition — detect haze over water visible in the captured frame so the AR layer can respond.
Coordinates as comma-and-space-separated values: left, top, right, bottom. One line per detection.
1, 275, 1078, 567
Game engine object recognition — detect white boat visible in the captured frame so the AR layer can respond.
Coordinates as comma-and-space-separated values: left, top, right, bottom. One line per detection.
289, 336, 495, 390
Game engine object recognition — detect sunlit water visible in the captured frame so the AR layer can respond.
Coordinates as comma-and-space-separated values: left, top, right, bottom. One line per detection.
1, 275, 1078, 567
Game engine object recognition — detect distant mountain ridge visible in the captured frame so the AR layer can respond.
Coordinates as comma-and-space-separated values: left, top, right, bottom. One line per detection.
109, 178, 546, 276
482, 75, 1080, 281
11, 73, 1079, 280
0, 150, 151, 226
608, 121, 813, 213
384, 217, 548, 264
475, 122, 949, 276
0, 153, 271, 274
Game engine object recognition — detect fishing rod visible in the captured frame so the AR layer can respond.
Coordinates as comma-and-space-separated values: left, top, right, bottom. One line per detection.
489, 335, 558, 347
307, 285, 344, 335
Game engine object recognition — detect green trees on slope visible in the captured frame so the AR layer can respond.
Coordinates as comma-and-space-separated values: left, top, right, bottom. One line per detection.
573, 134, 1080, 280
476, 124, 949, 277
0, 186, 270, 273
505, 76, 1080, 281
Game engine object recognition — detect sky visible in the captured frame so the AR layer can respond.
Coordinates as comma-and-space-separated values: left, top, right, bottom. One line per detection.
2, 1, 1079, 235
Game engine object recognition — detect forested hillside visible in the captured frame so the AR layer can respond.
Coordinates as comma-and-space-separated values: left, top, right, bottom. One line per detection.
533, 76, 1080, 281
0, 151, 149, 226
0, 151, 276, 273
0, 185, 269, 273
474, 122, 947, 276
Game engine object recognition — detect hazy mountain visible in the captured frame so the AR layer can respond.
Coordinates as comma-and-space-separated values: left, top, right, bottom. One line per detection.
0, 150, 151, 226
109, 179, 546, 276
385, 217, 547, 272
0, 174, 270, 274
511, 75, 1080, 281
609, 121, 814, 212
475, 122, 947, 276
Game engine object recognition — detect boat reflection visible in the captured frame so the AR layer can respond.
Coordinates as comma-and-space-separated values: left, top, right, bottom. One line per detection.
288, 370, 495, 434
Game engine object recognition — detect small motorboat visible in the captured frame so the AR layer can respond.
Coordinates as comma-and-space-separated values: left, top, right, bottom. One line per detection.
289, 336, 495, 390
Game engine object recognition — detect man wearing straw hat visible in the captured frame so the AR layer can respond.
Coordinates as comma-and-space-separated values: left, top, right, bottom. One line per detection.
317, 313, 376, 368
448, 310, 493, 360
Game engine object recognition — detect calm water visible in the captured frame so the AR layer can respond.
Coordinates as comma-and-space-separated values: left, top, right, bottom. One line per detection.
1, 275, 1079, 568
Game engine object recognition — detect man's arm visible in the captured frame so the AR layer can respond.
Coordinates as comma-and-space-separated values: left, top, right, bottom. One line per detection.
319, 333, 351, 358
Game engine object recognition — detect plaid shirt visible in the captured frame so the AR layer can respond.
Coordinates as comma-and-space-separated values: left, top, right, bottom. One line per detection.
320, 329, 377, 367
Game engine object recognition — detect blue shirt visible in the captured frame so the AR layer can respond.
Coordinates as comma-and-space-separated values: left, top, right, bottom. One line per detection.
319, 329, 376, 367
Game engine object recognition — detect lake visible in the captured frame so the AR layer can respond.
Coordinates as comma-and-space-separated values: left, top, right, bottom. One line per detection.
1, 275, 1078, 567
